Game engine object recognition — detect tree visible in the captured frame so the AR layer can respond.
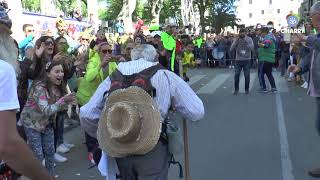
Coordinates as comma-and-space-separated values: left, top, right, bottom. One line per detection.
22, 0, 87, 17
147, 0, 164, 24
133, 0, 152, 23
211, 0, 238, 34
193, 0, 212, 33
21, 0, 40, 12
99, 0, 123, 21
159, 0, 181, 25
181, 0, 196, 26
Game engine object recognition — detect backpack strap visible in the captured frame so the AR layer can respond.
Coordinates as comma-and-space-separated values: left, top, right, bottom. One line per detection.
133, 63, 165, 96
106, 63, 165, 97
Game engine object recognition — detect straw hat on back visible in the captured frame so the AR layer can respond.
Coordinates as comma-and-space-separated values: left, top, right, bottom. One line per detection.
97, 86, 161, 158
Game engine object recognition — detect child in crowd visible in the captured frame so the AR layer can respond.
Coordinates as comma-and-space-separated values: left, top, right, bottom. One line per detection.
182, 42, 196, 82
20, 61, 77, 178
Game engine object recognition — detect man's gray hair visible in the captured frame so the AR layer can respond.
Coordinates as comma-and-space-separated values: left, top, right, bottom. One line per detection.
0, 28, 19, 75
131, 44, 157, 62
311, 2, 320, 15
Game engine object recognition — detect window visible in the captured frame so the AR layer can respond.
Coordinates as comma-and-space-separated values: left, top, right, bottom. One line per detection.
269, 0, 272, 4
249, 0, 252, 4
277, 9, 280, 14
249, 13, 252, 18
262, 10, 264, 14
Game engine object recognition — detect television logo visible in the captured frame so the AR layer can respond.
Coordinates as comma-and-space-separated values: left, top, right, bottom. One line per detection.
280, 13, 305, 34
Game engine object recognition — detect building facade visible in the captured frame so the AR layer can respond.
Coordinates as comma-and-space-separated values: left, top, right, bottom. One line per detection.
236, 0, 303, 30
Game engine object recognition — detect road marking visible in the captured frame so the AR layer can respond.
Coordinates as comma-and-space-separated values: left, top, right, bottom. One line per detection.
275, 94, 295, 180
274, 72, 289, 93
197, 74, 231, 94
239, 72, 257, 93
188, 75, 206, 86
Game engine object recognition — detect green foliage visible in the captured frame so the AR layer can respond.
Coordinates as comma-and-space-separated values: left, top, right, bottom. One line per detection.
132, 0, 152, 23
193, 0, 237, 34
22, 0, 87, 17
211, 0, 238, 34
21, 0, 40, 12
99, 0, 123, 21
159, 0, 181, 25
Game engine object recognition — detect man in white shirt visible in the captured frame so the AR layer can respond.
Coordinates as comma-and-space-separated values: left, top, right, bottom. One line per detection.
0, 3, 52, 180
80, 44, 205, 180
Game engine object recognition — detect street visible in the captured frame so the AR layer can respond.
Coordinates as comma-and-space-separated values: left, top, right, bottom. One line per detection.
55, 68, 319, 180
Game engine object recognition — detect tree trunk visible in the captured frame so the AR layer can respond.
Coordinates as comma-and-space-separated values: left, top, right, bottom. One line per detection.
118, 0, 136, 33
181, 0, 195, 26
148, 0, 164, 24
198, 6, 205, 34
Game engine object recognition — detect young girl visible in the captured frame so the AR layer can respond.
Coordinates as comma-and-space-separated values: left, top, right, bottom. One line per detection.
20, 61, 77, 178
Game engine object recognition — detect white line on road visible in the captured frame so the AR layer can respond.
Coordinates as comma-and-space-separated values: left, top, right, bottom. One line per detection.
239, 72, 257, 93
274, 72, 289, 93
197, 74, 231, 94
188, 75, 206, 86
276, 94, 295, 180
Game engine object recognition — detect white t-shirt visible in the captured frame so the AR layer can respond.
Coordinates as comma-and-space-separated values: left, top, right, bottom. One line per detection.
0, 60, 19, 111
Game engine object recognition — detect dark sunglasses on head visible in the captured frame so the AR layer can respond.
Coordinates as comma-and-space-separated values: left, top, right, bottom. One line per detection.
102, 49, 113, 54
44, 41, 54, 46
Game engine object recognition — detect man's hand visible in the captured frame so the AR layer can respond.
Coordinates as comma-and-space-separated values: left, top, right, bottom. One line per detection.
292, 34, 307, 43
258, 43, 264, 48
288, 64, 301, 74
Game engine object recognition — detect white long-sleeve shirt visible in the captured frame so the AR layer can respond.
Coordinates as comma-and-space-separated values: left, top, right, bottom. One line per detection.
79, 58, 205, 180
80, 58, 204, 138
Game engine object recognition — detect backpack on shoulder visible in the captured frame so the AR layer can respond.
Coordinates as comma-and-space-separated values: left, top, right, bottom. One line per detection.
236, 38, 252, 59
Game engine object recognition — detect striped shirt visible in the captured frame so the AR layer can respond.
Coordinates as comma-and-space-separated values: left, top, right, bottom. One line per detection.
80, 59, 205, 138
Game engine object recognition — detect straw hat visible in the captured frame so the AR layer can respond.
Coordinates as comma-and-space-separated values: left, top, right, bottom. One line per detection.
97, 86, 161, 158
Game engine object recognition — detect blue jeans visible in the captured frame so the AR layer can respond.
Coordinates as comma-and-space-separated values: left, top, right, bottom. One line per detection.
280, 52, 289, 76
234, 61, 250, 91
54, 112, 65, 149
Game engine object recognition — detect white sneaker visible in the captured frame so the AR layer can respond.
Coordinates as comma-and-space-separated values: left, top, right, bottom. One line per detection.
54, 153, 67, 163
63, 143, 75, 149
43, 160, 56, 167
57, 144, 70, 154
303, 83, 308, 89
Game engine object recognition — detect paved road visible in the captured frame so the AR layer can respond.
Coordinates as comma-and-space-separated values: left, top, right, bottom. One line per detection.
55, 68, 319, 180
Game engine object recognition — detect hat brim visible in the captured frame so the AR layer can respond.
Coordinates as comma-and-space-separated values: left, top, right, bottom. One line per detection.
97, 87, 161, 158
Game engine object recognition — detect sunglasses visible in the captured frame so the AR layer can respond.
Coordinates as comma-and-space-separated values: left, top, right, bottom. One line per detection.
27, 29, 34, 33
44, 41, 54, 46
82, 38, 90, 41
101, 49, 113, 54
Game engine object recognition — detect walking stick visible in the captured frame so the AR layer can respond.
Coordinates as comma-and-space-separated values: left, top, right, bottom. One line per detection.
178, 58, 191, 180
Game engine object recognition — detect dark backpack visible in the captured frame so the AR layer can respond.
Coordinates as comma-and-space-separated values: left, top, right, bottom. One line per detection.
236, 38, 252, 59
107, 63, 164, 96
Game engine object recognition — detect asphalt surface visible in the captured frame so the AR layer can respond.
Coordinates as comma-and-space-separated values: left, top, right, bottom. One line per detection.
54, 68, 319, 180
